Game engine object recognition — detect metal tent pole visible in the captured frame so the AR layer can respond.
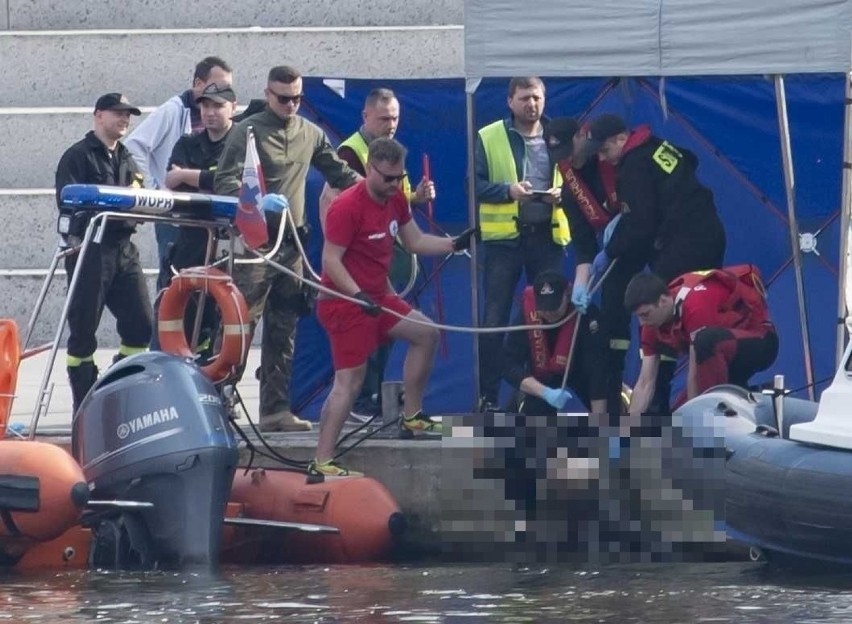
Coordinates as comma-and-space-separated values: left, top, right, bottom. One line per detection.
465, 80, 481, 411
774, 74, 816, 400
836, 64, 852, 366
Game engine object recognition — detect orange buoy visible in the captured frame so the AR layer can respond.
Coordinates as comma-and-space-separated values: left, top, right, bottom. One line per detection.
0, 320, 20, 437
157, 267, 250, 384
223, 468, 405, 564
0, 440, 88, 562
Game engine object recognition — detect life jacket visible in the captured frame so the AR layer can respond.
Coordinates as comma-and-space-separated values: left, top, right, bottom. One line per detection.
339, 131, 415, 203
478, 121, 570, 245
669, 264, 770, 331
557, 157, 619, 233
618, 125, 653, 160
521, 286, 577, 377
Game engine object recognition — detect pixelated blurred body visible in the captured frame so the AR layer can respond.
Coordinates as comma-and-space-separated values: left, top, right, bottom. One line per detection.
442, 413, 726, 564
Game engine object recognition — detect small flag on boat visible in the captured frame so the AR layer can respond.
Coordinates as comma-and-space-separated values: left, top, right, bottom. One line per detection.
235, 126, 269, 249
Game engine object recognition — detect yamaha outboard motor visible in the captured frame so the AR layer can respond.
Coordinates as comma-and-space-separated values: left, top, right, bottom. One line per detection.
72, 352, 238, 569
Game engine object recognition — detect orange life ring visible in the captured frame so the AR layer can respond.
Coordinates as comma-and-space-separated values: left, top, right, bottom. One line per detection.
157, 267, 250, 384
0, 319, 20, 436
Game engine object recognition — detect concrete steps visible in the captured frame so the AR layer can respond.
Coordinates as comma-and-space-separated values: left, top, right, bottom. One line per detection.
1, 0, 463, 30
0, 26, 463, 107
0, 1, 464, 347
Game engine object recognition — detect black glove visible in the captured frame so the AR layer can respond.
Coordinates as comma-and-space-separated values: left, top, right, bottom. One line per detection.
451, 226, 478, 252
354, 291, 382, 316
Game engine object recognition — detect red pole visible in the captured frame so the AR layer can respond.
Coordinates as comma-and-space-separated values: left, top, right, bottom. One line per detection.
422, 153, 448, 357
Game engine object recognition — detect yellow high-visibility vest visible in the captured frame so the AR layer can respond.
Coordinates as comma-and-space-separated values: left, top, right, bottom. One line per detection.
339, 132, 415, 203
477, 120, 569, 245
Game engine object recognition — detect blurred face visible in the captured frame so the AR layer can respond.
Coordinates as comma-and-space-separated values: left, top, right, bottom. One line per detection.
363, 98, 400, 139
199, 98, 235, 133
539, 293, 569, 323
96, 109, 133, 141
508, 85, 545, 125
599, 133, 628, 164
265, 78, 303, 121
634, 296, 673, 328
192, 66, 233, 99
366, 159, 406, 202
571, 130, 587, 159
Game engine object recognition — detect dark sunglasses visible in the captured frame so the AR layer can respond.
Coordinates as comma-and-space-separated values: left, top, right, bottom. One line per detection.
371, 164, 408, 184
268, 89, 303, 105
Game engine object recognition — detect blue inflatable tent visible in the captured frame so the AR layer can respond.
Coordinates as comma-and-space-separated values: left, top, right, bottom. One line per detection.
290, 1, 852, 416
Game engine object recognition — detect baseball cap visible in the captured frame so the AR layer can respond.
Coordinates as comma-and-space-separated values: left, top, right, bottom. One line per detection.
544, 117, 579, 162
94, 93, 141, 116
584, 114, 628, 152
197, 82, 237, 104
532, 270, 569, 312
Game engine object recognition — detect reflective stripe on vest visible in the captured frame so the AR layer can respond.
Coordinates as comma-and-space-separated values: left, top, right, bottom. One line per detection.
340, 131, 414, 202
478, 121, 570, 245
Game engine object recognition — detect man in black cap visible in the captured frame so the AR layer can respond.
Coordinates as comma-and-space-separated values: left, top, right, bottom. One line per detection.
585, 114, 726, 282
502, 269, 608, 415
586, 113, 727, 414
151, 82, 240, 354
55, 93, 152, 413
545, 117, 638, 416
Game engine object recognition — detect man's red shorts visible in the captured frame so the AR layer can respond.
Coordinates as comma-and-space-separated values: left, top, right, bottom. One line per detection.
316, 294, 413, 370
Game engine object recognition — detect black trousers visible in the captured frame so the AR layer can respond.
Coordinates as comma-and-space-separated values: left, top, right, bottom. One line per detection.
600, 255, 648, 415
64, 238, 152, 359
150, 227, 220, 351
478, 235, 565, 404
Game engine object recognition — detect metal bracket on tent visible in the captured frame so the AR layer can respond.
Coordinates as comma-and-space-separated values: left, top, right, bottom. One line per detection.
799, 232, 820, 256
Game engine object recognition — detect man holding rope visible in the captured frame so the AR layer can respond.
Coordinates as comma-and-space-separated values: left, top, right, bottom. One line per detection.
502, 270, 608, 415
329, 87, 437, 421
311, 137, 475, 480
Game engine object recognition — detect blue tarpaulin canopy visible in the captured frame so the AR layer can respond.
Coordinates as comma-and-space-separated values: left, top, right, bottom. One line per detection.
287, 3, 852, 415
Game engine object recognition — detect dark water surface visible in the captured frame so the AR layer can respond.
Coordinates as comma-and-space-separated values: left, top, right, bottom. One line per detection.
4, 562, 852, 623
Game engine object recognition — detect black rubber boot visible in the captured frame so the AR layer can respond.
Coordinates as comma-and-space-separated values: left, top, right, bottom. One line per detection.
68, 361, 99, 413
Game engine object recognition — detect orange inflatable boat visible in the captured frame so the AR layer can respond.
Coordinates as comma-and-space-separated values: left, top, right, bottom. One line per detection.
0, 440, 89, 563
223, 468, 406, 564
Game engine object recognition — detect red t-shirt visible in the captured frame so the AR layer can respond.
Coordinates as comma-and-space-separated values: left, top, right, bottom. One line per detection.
640, 279, 730, 357
321, 180, 412, 298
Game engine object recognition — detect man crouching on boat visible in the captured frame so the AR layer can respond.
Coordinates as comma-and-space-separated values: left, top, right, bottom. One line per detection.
624, 266, 778, 416
502, 270, 608, 415
312, 137, 475, 480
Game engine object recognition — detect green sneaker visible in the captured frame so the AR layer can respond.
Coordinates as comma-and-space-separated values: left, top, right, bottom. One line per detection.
306, 458, 363, 483
401, 411, 443, 435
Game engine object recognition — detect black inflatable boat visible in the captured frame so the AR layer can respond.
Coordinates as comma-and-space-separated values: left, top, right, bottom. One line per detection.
676, 377, 852, 565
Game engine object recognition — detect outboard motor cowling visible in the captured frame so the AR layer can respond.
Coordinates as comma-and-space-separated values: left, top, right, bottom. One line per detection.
72, 352, 238, 568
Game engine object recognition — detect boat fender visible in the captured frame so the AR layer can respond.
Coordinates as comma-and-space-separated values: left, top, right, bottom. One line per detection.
158, 267, 250, 384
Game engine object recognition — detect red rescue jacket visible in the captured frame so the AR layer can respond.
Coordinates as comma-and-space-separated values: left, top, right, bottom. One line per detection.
669, 264, 770, 331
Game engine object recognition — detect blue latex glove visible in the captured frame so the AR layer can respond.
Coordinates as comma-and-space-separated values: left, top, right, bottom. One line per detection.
261, 193, 289, 214
571, 282, 590, 314
608, 436, 622, 460
602, 213, 622, 247
591, 250, 611, 283
541, 387, 573, 410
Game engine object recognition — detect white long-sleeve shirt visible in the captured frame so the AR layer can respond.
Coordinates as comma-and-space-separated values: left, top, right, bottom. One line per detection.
124, 94, 191, 189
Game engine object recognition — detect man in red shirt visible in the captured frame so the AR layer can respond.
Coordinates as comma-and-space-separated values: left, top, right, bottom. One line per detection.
624, 268, 778, 416
312, 137, 475, 480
